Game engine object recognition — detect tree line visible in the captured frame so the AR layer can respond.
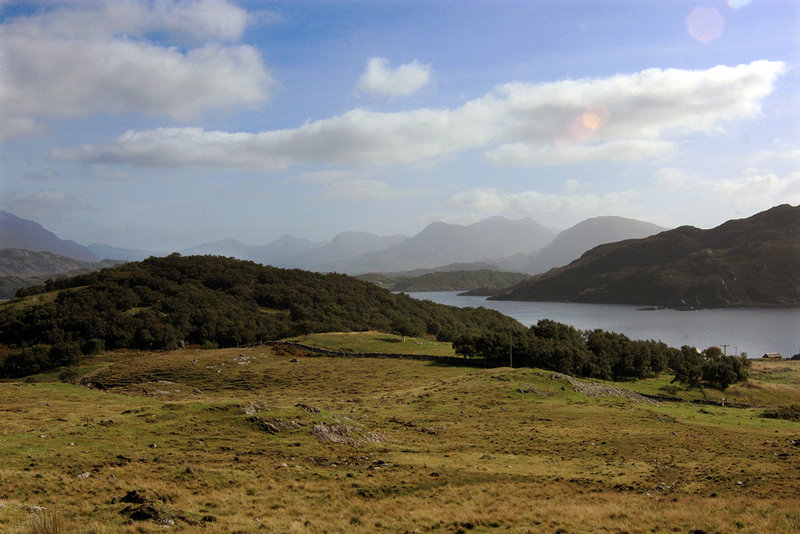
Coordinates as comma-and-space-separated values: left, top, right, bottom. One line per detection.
452, 320, 749, 389
0, 254, 749, 389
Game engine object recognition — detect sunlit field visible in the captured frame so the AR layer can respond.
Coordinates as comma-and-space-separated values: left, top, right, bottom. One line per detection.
1, 343, 799, 533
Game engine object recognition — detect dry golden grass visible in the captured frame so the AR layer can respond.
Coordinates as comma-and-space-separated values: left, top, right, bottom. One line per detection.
0, 350, 798, 532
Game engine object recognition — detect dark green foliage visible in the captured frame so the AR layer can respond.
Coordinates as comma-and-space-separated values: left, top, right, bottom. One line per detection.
699, 348, 750, 390
0, 254, 521, 377
451, 320, 741, 385
59, 367, 79, 384
0, 345, 51, 377
670, 345, 703, 387
81, 338, 105, 356
48, 342, 80, 367
760, 405, 800, 421
669, 346, 749, 390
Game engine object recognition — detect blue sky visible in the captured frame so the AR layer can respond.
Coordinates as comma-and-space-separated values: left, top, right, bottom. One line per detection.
1, 0, 798, 250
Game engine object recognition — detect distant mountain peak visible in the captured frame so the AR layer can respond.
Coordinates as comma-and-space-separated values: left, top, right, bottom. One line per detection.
0, 211, 98, 261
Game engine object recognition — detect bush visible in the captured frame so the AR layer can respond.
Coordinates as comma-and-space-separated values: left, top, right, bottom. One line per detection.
49, 342, 80, 367
59, 367, 79, 384
760, 405, 800, 421
701, 350, 749, 390
80, 338, 105, 355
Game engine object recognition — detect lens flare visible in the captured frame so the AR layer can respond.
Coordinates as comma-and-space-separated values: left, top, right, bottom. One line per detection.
687, 7, 724, 43
727, 0, 752, 9
570, 105, 609, 139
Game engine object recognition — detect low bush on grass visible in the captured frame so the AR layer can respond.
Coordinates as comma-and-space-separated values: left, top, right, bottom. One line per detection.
760, 404, 800, 422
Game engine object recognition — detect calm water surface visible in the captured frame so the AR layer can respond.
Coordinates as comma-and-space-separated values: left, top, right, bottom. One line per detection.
406, 291, 800, 358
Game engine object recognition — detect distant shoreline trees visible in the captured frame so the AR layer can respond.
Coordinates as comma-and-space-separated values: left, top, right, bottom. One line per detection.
452, 323, 749, 389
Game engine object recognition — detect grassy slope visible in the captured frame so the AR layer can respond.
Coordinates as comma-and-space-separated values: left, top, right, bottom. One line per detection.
0, 350, 799, 533
282, 331, 457, 357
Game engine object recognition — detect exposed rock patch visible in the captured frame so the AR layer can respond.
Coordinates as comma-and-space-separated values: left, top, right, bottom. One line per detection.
549, 372, 657, 404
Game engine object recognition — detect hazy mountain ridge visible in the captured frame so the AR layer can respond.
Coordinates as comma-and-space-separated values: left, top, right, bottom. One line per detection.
0, 211, 99, 262
493, 204, 800, 308
496, 216, 666, 274
291, 231, 408, 270
339, 217, 558, 274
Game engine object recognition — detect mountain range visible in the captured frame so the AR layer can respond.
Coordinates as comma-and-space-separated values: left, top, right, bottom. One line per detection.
1, 205, 797, 306
495, 216, 665, 274
493, 204, 800, 308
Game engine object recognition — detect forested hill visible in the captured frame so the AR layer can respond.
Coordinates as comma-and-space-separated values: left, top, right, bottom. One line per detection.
1, 254, 521, 355
493, 204, 800, 308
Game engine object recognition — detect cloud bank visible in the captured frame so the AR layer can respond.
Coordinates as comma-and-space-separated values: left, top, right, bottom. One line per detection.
0, 0, 273, 142
56, 60, 785, 170
357, 57, 432, 97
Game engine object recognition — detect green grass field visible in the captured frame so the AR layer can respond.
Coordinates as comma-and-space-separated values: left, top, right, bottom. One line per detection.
1, 338, 799, 533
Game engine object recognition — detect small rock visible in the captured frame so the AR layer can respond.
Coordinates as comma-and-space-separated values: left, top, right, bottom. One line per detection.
149, 443, 157, 449
289, 358, 299, 363
76, 472, 91, 479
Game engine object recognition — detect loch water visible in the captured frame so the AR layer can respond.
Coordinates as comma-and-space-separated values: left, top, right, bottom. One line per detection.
406, 291, 800, 359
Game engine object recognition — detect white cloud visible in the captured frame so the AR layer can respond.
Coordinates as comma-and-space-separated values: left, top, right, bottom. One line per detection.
702, 171, 800, 210
293, 170, 423, 201
487, 139, 674, 166
357, 57, 432, 97
0, 0, 273, 142
749, 147, 800, 165
56, 60, 785, 170
656, 166, 800, 216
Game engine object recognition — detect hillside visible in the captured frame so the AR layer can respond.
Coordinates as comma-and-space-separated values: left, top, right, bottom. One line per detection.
0, 211, 98, 261
0, 249, 122, 299
341, 217, 557, 274
494, 204, 800, 308
498, 216, 665, 274
0, 254, 521, 375
360, 269, 529, 292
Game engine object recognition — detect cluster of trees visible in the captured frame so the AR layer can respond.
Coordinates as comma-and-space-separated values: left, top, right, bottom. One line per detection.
1, 254, 519, 377
453, 320, 749, 389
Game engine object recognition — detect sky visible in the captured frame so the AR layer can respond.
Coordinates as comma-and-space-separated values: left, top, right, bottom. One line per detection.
1, 0, 798, 250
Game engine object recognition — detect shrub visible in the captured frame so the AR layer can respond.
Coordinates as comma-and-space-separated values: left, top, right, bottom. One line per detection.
59, 367, 79, 384
760, 405, 800, 422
